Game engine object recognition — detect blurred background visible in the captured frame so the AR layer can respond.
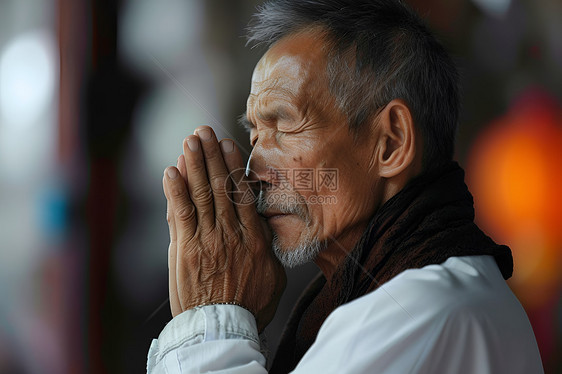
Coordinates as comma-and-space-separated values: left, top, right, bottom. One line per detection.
0, 0, 560, 372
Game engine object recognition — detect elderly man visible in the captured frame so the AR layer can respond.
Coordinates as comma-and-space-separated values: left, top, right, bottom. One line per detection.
147, 0, 543, 373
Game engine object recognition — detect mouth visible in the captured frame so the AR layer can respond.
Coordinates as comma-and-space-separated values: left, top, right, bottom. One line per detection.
260, 211, 290, 220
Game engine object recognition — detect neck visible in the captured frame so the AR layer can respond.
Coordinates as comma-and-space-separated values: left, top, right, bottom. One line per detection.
314, 221, 369, 281
313, 177, 398, 280
314, 165, 424, 280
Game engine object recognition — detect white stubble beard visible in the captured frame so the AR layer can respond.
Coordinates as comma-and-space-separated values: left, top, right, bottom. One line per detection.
270, 228, 327, 268
256, 189, 327, 267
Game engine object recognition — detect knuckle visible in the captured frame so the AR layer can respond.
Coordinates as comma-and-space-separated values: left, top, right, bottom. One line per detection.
209, 174, 227, 193
188, 161, 207, 177
191, 183, 213, 204
169, 183, 185, 198
176, 203, 196, 222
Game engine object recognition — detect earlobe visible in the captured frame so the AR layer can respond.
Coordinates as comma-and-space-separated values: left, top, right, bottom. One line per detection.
377, 99, 418, 178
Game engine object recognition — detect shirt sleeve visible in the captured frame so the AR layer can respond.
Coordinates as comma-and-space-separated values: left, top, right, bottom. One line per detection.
146, 257, 543, 374
147, 305, 267, 374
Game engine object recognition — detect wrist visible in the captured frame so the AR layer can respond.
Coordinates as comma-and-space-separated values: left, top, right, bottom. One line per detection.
193, 301, 255, 317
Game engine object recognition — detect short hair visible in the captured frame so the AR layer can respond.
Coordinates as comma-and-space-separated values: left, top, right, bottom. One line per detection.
247, 0, 460, 168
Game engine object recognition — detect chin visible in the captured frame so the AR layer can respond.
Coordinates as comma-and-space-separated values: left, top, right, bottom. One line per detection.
271, 233, 326, 268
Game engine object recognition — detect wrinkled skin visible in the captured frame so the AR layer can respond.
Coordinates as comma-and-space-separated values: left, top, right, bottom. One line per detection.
163, 29, 421, 331
163, 127, 286, 332
244, 30, 386, 277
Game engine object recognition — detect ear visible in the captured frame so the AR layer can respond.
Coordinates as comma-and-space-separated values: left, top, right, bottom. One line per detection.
376, 99, 419, 178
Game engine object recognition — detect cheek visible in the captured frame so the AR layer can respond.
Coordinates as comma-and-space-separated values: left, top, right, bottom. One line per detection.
314, 172, 379, 239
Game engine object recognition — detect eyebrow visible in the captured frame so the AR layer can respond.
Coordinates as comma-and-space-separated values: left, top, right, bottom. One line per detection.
237, 106, 295, 133
259, 106, 293, 122
237, 112, 254, 133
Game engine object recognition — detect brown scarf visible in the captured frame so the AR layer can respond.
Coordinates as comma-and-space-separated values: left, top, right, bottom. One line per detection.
270, 162, 513, 373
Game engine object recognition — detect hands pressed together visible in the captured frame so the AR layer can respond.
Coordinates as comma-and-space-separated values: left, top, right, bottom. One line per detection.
162, 125, 286, 332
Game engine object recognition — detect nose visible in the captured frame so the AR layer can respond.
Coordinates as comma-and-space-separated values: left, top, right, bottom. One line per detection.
246, 148, 268, 181
246, 145, 276, 191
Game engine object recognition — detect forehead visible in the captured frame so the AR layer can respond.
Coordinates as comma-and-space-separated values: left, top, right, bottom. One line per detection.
249, 30, 328, 106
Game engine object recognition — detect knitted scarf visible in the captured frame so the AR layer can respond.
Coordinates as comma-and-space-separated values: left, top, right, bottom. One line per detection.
270, 162, 513, 373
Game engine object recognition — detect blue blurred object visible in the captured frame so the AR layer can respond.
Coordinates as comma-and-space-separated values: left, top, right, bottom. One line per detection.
37, 179, 69, 241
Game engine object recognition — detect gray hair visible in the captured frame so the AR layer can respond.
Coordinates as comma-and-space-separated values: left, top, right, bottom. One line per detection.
247, 0, 460, 168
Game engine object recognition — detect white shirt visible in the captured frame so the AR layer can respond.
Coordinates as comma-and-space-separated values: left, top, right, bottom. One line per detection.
147, 256, 544, 373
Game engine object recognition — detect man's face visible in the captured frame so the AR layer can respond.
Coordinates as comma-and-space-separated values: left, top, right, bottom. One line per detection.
245, 31, 382, 270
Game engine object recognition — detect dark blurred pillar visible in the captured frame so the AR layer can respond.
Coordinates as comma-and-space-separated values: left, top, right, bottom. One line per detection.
83, 1, 118, 371
58, 0, 88, 372
59, 0, 145, 372
85, 0, 145, 372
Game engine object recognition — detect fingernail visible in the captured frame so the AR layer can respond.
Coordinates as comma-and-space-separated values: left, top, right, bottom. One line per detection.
167, 167, 178, 179
187, 137, 199, 151
221, 139, 234, 153
197, 128, 211, 141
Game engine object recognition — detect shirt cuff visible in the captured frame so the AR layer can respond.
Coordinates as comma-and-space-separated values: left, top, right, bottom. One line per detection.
147, 305, 260, 369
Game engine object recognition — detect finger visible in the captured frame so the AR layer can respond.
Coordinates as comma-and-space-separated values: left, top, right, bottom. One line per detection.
220, 138, 261, 228
163, 175, 182, 316
165, 166, 198, 313
177, 154, 187, 182
165, 166, 197, 242
193, 126, 236, 223
182, 135, 215, 229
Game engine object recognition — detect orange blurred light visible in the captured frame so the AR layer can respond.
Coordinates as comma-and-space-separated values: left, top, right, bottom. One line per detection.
467, 88, 562, 307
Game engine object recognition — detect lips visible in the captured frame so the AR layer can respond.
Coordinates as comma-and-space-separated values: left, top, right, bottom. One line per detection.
260, 211, 288, 219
